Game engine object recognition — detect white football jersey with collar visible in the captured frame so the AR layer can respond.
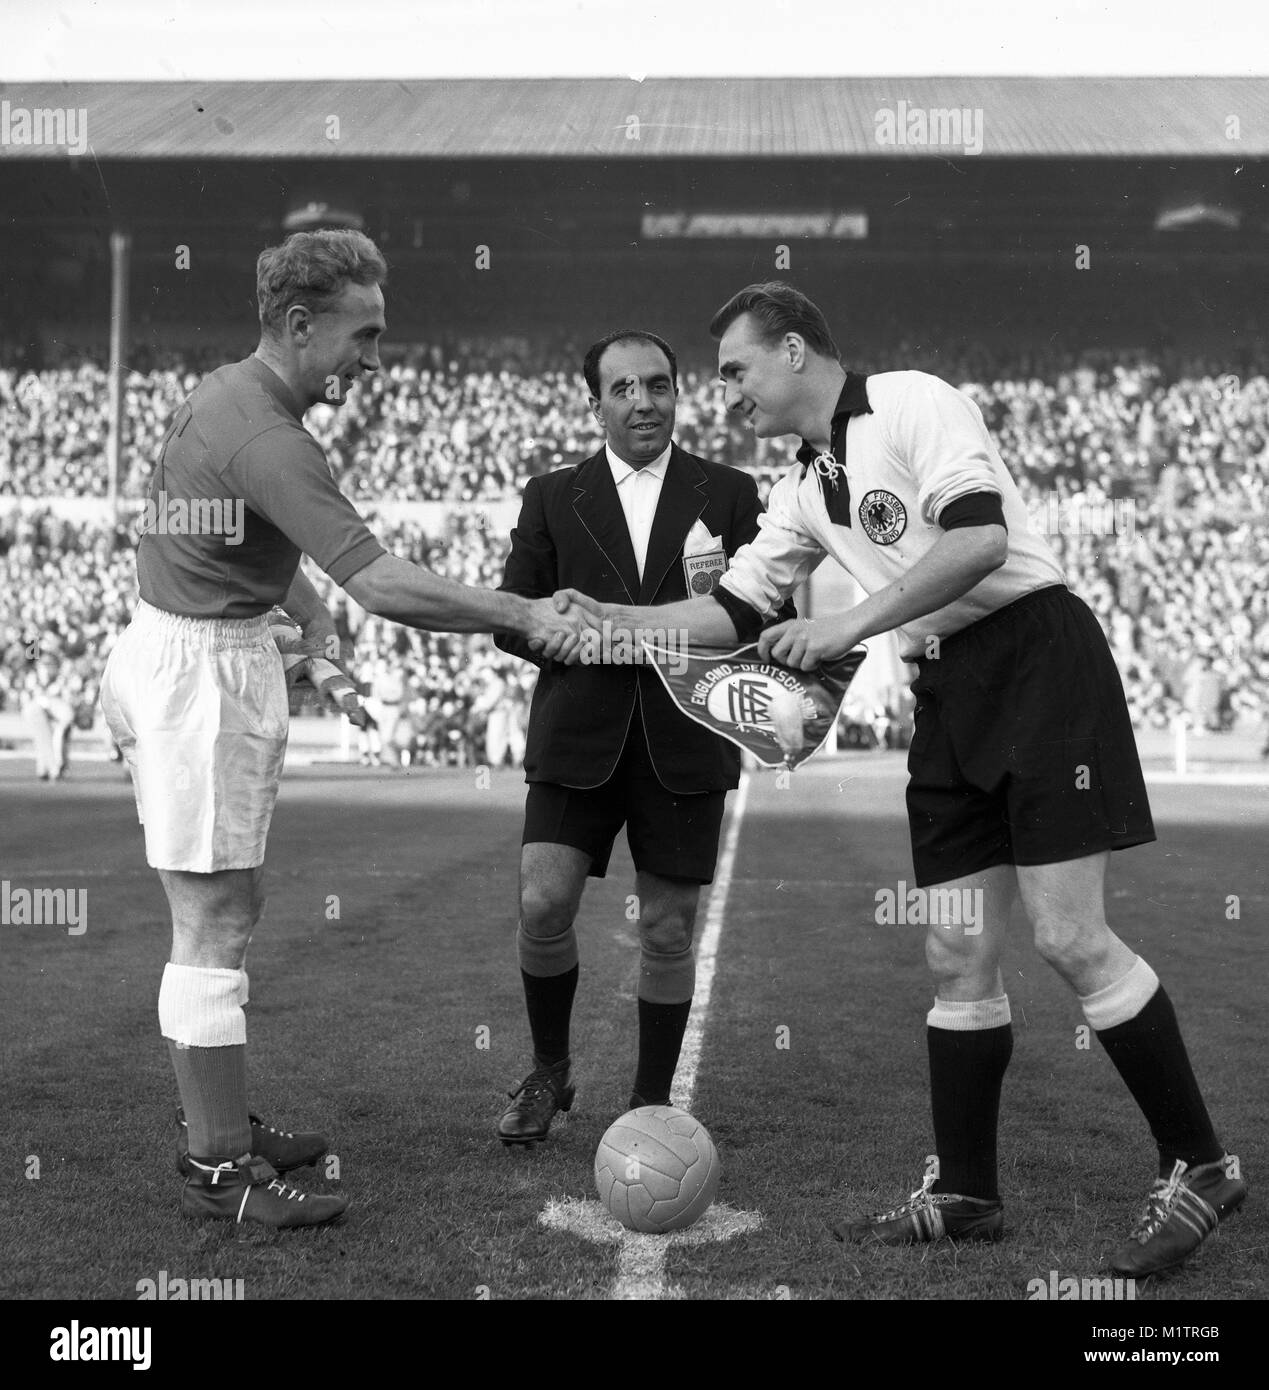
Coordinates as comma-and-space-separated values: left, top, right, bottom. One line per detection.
718, 370, 1067, 660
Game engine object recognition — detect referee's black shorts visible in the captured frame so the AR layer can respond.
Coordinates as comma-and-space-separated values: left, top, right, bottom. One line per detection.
906, 584, 1156, 888
522, 723, 727, 884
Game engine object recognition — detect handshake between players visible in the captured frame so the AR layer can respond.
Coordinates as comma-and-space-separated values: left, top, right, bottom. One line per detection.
533, 587, 834, 672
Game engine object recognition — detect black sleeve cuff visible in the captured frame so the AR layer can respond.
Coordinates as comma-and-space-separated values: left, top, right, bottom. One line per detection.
938, 491, 1007, 531
712, 585, 764, 644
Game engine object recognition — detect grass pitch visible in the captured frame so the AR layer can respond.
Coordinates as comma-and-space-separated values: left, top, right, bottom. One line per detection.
2, 755, 1264, 1303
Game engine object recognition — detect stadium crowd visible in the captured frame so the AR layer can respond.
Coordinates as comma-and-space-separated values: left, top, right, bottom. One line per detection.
2, 340, 1267, 762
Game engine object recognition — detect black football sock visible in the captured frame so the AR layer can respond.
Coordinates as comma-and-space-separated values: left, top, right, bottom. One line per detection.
634, 998, 692, 1103
926, 997, 1014, 1201
521, 965, 578, 1069
1094, 986, 1222, 1178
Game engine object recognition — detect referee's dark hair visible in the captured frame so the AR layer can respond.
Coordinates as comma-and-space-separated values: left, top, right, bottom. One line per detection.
583, 329, 679, 399
709, 282, 840, 360
257, 230, 388, 337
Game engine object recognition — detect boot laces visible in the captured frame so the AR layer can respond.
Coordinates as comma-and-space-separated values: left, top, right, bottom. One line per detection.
258, 1122, 295, 1139
873, 1173, 937, 1222
1129, 1159, 1189, 1242
508, 1074, 553, 1108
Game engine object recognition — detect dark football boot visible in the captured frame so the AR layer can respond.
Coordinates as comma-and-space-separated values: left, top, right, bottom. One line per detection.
1107, 1157, 1247, 1277
175, 1106, 327, 1177
181, 1154, 347, 1229
498, 1059, 575, 1146
833, 1172, 1004, 1245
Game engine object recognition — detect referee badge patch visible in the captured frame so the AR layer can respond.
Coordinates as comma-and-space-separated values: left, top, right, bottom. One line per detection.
858, 490, 907, 545
682, 521, 727, 595
683, 549, 726, 595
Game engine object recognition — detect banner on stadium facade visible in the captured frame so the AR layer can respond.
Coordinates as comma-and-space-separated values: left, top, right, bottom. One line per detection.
640, 210, 868, 240
643, 641, 868, 770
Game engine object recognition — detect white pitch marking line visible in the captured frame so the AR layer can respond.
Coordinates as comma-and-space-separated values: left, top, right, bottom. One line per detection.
606, 768, 753, 1301
541, 1197, 762, 1247
610, 1233, 669, 1300
670, 767, 750, 1114
539, 1197, 763, 1297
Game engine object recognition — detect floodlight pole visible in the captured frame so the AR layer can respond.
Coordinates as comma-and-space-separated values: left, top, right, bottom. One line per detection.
106, 228, 131, 515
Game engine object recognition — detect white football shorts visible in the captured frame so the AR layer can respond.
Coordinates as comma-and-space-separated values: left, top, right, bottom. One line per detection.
100, 600, 289, 871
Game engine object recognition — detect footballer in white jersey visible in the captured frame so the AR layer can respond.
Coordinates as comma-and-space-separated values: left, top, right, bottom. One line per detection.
555, 280, 1244, 1279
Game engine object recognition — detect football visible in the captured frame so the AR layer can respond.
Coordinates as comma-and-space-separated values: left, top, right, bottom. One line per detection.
594, 1105, 721, 1233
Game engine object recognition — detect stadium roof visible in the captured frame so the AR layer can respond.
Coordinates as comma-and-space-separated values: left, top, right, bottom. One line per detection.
0, 77, 1266, 159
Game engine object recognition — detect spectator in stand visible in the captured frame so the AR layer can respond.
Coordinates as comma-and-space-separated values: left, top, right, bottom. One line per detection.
366, 656, 408, 767
1183, 655, 1225, 734
472, 663, 527, 769
20, 655, 76, 780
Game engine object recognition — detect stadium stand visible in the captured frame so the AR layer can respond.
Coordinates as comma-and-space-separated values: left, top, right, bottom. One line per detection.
2, 342, 1266, 750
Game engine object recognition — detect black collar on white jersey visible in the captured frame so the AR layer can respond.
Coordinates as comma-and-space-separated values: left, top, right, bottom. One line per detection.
795, 372, 872, 526
795, 372, 873, 474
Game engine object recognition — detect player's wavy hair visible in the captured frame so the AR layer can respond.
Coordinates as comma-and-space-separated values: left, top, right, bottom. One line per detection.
256, 230, 388, 337
583, 329, 679, 399
708, 281, 840, 360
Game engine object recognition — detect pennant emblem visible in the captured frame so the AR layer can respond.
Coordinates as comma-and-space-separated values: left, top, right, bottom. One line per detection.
643, 641, 867, 769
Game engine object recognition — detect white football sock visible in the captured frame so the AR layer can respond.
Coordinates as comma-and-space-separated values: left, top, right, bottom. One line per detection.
1079, 955, 1160, 1031
927, 994, 1012, 1031
158, 962, 247, 1047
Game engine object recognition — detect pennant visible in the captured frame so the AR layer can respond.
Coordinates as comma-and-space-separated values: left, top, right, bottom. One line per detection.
643, 641, 867, 770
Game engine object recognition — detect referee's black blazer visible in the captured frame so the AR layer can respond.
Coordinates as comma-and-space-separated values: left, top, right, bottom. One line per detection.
495, 442, 795, 793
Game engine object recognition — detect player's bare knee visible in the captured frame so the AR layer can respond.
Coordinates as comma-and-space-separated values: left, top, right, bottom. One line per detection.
925, 924, 987, 988
223, 930, 251, 969
171, 906, 252, 969
639, 910, 694, 957
169, 880, 243, 931
519, 884, 577, 939
1033, 913, 1110, 975
203, 901, 253, 951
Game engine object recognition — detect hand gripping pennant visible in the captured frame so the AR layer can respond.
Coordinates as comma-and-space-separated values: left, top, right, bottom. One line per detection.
642, 641, 867, 770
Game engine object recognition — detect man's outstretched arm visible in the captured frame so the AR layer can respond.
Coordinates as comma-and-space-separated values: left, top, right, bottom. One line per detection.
345, 553, 585, 654
758, 524, 1007, 668
556, 589, 742, 652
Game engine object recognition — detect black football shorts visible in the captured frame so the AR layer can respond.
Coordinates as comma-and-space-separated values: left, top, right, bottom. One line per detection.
523, 723, 727, 884
906, 584, 1156, 888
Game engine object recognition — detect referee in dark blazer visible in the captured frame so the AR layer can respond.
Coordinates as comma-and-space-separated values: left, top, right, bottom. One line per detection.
493, 328, 794, 1144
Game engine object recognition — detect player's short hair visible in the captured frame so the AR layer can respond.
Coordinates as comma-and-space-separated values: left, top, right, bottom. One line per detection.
256, 230, 388, 336
583, 329, 679, 399
708, 281, 840, 360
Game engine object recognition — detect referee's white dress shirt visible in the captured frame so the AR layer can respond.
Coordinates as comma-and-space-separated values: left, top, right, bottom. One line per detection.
606, 442, 672, 581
